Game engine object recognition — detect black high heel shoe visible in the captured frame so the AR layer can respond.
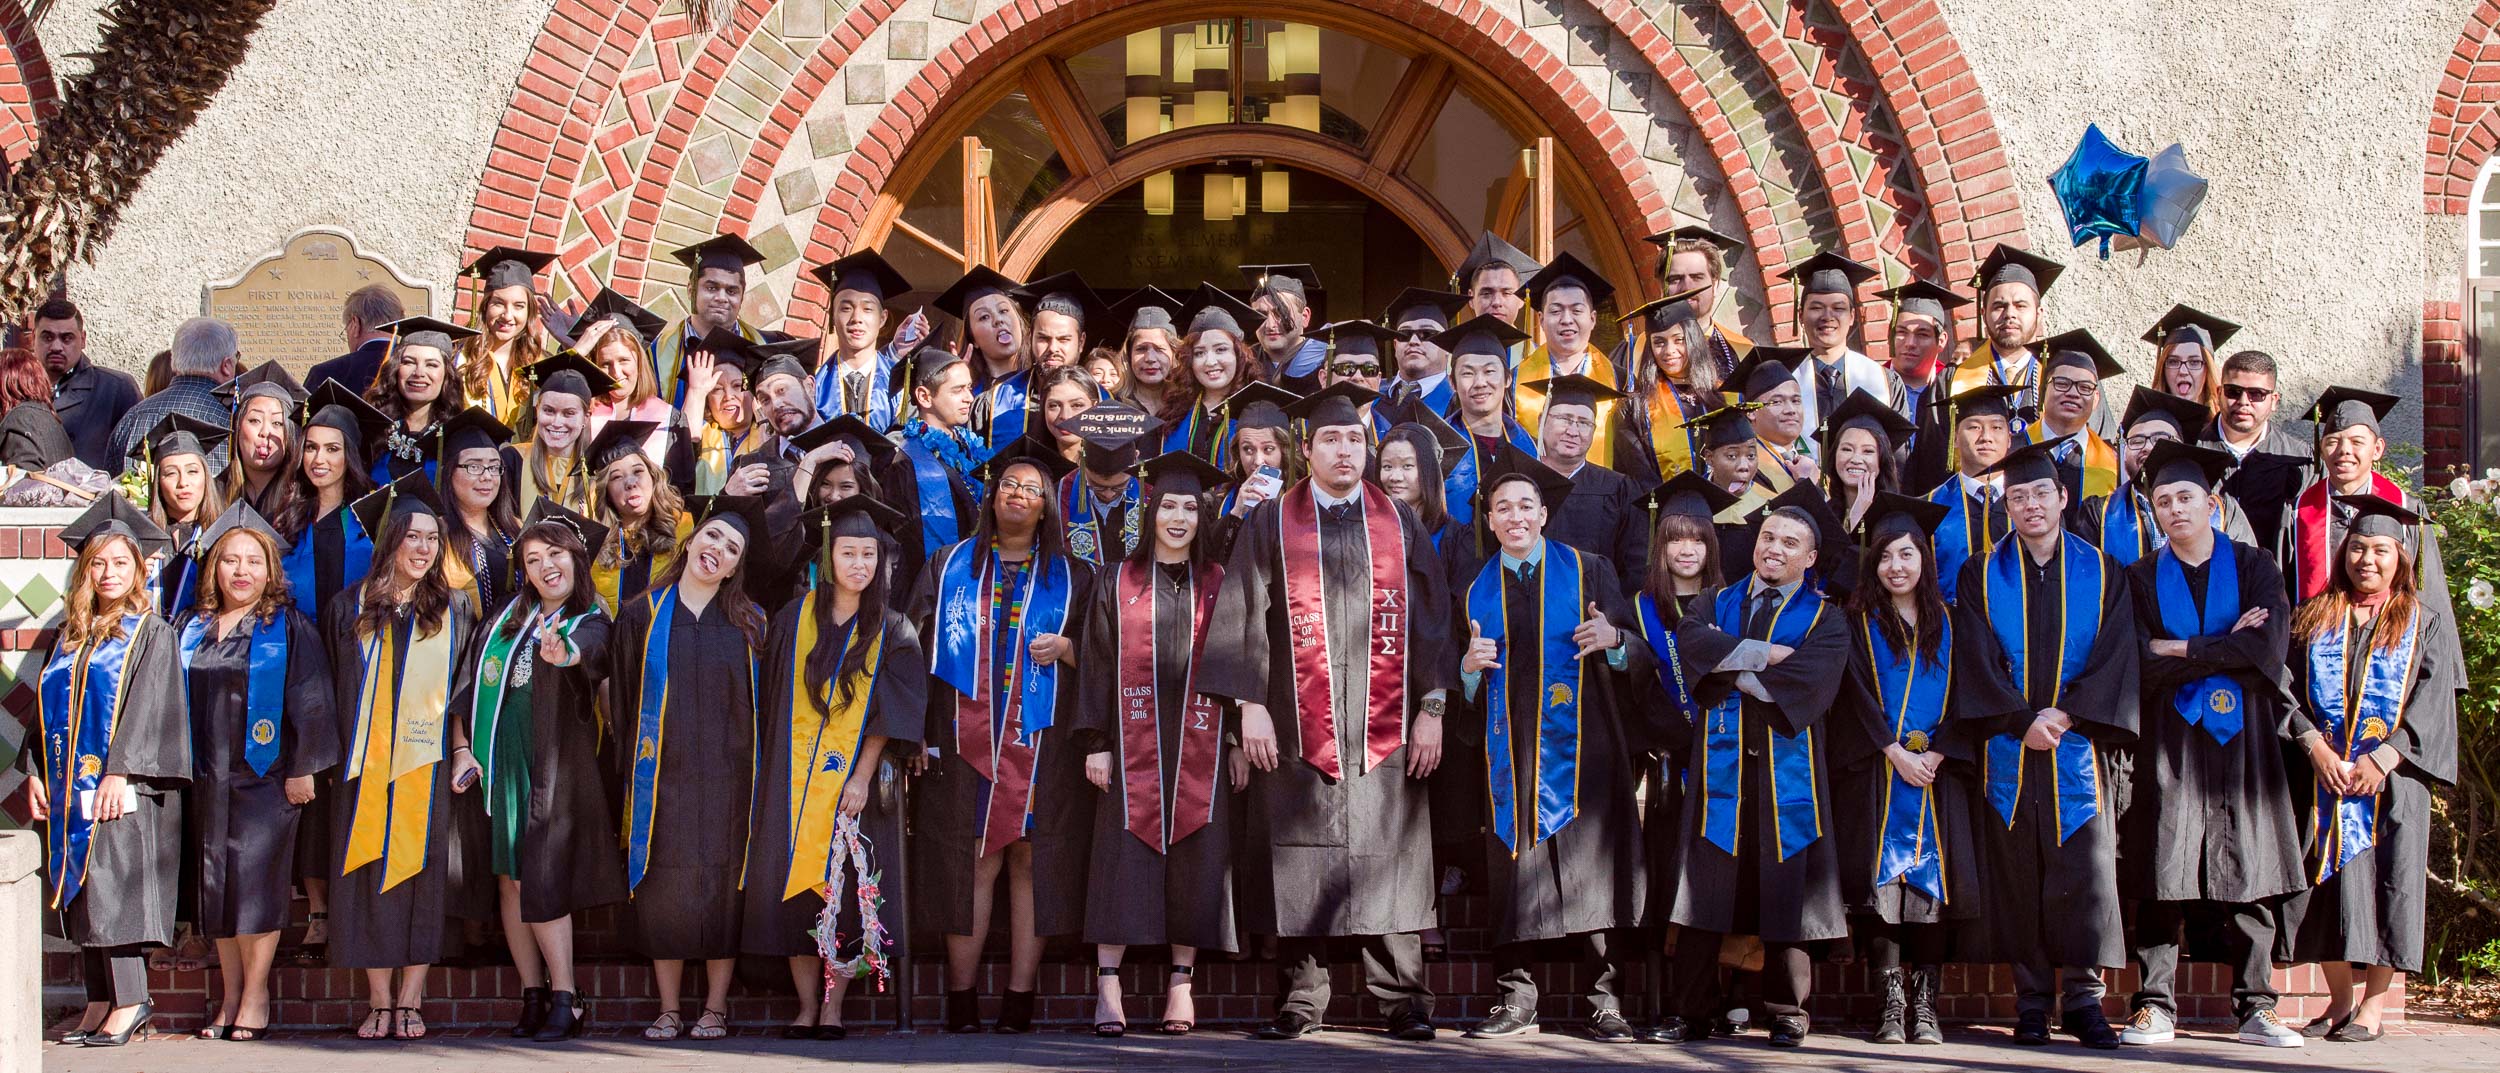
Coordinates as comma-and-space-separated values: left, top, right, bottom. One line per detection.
82, 1002, 152, 1047
535, 991, 586, 1041
944, 989, 983, 1033
995, 989, 1037, 1034
1094, 967, 1127, 1038
512, 986, 551, 1039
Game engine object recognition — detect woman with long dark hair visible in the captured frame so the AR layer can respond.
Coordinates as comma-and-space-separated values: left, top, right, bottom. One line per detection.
742, 494, 925, 1040
34, 496, 188, 1047
1620, 291, 1720, 483
222, 364, 304, 522
1816, 391, 1911, 602
908, 444, 1095, 1034
451, 505, 621, 1042
434, 409, 522, 616
366, 319, 475, 484
609, 497, 772, 1042
138, 414, 229, 616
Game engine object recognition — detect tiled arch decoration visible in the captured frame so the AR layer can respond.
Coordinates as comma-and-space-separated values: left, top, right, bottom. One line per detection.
0, 0, 60, 167
464, 0, 2020, 357
2420, 0, 2500, 472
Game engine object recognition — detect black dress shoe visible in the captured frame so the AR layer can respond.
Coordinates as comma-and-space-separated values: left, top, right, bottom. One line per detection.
512, 986, 551, 1039
1766, 1014, 1808, 1047
993, 990, 1036, 1034
815, 1023, 848, 1040
1641, 1016, 1702, 1043
1588, 1010, 1635, 1043
1388, 1012, 1437, 1041
2062, 1006, 2120, 1050
535, 992, 585, 1041
1255, 1011, 1321, 1040
1464, 1005, 1539, 1038
943, 989, 982, 1033
82, 1003, 152, 1048
2012, 1009, 2051, 1046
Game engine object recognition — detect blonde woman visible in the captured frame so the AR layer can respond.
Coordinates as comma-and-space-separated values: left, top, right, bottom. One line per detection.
454, 248, 555, 423
575, 313, 694, 490
510, 353, 610, 518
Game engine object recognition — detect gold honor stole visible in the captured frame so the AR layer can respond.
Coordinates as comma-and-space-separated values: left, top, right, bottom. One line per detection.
1513, 346, 1623, 468
343, 611, 457, 892
653, 319, 763, 407
783, 592, 884, 900
1751, 438, 1801, 494
694, 421, 774, 495
592, 511, 693, 615
1644, 386, 1701, 477
516, 446, 592, 519
2027, 424, 2119, 502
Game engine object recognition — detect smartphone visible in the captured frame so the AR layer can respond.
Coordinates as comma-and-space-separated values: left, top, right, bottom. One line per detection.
1246, 465, 1284, 500
452, 765, 480, 792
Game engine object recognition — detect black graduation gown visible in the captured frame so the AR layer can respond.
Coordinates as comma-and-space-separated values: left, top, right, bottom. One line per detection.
1459, 552, 1651, 945
36, 617, 190, 949
1666, 583, 1852, 942
1901, 381, 1953, 495
2121, 542, 2306, 905
322, 591, 486, 968
293, 510, 357, 884
1547, 462, 1648, 602
2283, 607, 2459, 973
2071, 486, 2256, 561
903, 551, 1095, 939
2198, 422, 2311, 560
185, 609, 336, 938
453, 526, 517, 620
1640, 590, 1703, 927
1069, 561, 1239, 951
2284, 484, 2467, 694
1832, 614, 1979, 926
1429, 523, 1489, 862
1199, 490, 1457, 938
727, 443, 813, 607
448, 602, 625, 924
740, 603, 925, 958
872, 444, 980, 600
608, 589, 760, 960
1947, 540, 2139, 969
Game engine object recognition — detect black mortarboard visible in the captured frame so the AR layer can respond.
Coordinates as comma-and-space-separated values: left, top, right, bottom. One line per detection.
586, 419, 658, 474
141, 411, 229, 468
524, 497, 610, 557
1110, 285, 1187, 335
379, 315, 480, 356
1476, 441, 1574, 508
1139, 450, 1229, 497
2141, 440, 2232, 494
1979, 437, 2067, 488
2038, 329, 2121, 380
1730, 345, 1808, 399
572, 288, 668, 348
1283, 381, 1378, 433
302, 380, 392, 450
441, 406, 516, 458
1066, 404, 1160, 476
1692, 403, 1763, 449
810, 250, 914, 304
790, 414, 898, 470
1642, 223, 1746, 254
749, 335, 823, 388
198, 500, 287, 557
1863, 491, 1951, 542
979, 434, 1077, 484
1021, 270, 1111, 336
217, 360, 307, 407
686, 493, 771, 545
1618, 287, 1704, 336
62, 492, 172, 558
1381, 396, 1468, 472
1237, 264, 1321, 307
1821, 389, 1915, 454
1877, 278, 1969, 327
1949, 383, 2024, 423
348, 472, 447, 538
1431, 314, 1530, 362
1637, 470, 1740, 521
1186, 284, 1261, 338
1452, 231, 1541, 289
462, 246, 557, 293
670, 233, 767, 277
1223, 381, 1302, 431
1766, 482, 1848, 552
1526, 373, 1628, 415
2142, 303, 2241, 352
1379, 287, 1467, 329
930, 265, 1023, 321
2118, 385, 2210, 438
1972, 244, 2064, 297
814, 493, 909, 544
1521, 251, 1615, 311
2304, 386, 2400, 435
2336, 493, 2422, 539
1317, 320, 1398, 361
519, 350, 620, 403
1782, 250, 1878, 299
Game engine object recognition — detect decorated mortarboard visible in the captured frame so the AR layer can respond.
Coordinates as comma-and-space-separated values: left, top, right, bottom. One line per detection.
2038, 328, 2121, 380
979, 434, 1078, 484
1521, 251, 1615, 311
461, 246, 557, 293
518, 350, 620, 403
572, 288, 668, 348
1636, 469, 1740, 521
301, 380, 392, 449
524, 497, 610, 556
141, 411, 230, 467
1431, 313, 1530, 362
789, 413, 898, 469
2140, 439, 2233, 493
2303, 386, 2400, 435
1877, 278, 1969, 327
378, 315, 479, 355
1382, 395, 1469, 471
1782, 250, 1879, 299
1452, 231, 1541, 288
1977, 436, 2069, 488
2118, 385, 2211, 438
348, 472, 448, 537
1949, 383, 2025, 423
1109, 285, 1188, 335
1282, 381, 1379, 432
198, 500, 288, 557
1237, 263, 1321, 306
1222, 381, 1302, 431
585, 419, 658, 474
1821, 389, 1916, 452
1317, 320, 1399, 360
1526, 373, 1628, 415
1730, 345, 1810, 399
1139, 450, 1230, 496
1065, 404, 1160, 476
1379, 287, 1467, 329
809, 250, 915, 304
1691, 403, 1764, 449
2142, 303, 2241, 352
61, 492, 173, 557
670, 233, 767, 277
1642, 222, 1746, 253
930, 265, 1024, 322
813, 493, 909, 544
216, 359, 307, 407
1476, 440, 1574, 507
1020, 270, 1111, 335
1186, 284, 1262, 338
686, 493, 772, 544
2336, 492, 2423, 539
440, 406, 516, 458
1862, 491, 1952, 541
1971, 244, 2064, 297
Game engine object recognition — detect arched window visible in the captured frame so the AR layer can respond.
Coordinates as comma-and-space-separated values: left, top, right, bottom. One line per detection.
2473, 158, 2500, 467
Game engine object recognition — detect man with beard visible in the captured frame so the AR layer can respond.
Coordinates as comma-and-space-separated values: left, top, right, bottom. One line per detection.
32, 298, 141, 472
1022, 270, 1110, 375
651, 233, 768, 408
1942, 245, 2113, 443
2197, 349, 2313, 556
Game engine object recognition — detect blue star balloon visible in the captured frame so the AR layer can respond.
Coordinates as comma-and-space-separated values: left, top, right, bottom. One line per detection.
2133, 142, 2208, 251
2048, 124, 2148, 260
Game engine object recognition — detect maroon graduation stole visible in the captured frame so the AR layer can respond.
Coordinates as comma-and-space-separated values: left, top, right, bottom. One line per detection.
948, 559, 1045, 859
1115, 559, 1227, 851
2292, 472, 2406, 601
1279, 482, 1409, 779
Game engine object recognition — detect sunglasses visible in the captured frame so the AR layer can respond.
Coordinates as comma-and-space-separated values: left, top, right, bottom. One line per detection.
1329, 363, 1382, 377
2222, 384, 2275, 402
1392, 329, 1437, 343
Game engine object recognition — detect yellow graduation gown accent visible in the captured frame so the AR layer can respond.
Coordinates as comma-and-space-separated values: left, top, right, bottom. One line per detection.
1513, 344, 1623, 468
782, 595, 884, 899
342, 616, 455, 892
2029, 423, 2120, 502
652, 319, 763, 405
591, 511, 697, 615
515, 445, 593, 519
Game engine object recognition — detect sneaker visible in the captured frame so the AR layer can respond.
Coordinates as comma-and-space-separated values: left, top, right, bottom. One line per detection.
2238, 1009, 2305, 1048
2118, 1005, 2174, 1046
1464, 1005, 1539, 1039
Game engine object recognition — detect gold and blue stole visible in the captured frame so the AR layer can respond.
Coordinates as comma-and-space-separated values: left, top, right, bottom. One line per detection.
977, 368, 1033, 452
1445, 415, 1537, 529
1975, 533, 2104, 842
1862, 617, 1953, 902
2304, 609, 2421, 882
177, 612, 287, 777
39, 615, 145, 908
624, 586, 676, 892
1468, 545, 1588, 853
1924, 478, 2000, 603
2153, 539, 2243, 744
1636, 591, 1699, 796
1703, 583, 1826, 860
900, 420, 982, 559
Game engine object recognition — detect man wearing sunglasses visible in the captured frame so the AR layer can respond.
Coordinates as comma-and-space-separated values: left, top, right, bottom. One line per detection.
2198, 349, 2313, 560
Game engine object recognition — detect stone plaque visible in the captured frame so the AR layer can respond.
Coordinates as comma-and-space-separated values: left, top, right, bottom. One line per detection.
202, 227, 434, 376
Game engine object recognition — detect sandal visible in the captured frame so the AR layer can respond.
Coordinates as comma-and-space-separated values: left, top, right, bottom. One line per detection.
301, 912, 329, 948
643, 1010, 683, 1041
1094, 966, 1127, 1038
392, 1007, 427, 1040
228, 1023, 268, 1042
197, 1022, 232, 1041
355, 1008, 393, 1040
690, 1007, 731, 1040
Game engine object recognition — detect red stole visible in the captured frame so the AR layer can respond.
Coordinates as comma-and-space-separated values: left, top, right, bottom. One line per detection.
1279, 482, 1409, 779
1115, 560, 1226, 851
954, 567, 1041, 858
2293, 472, 2405, 600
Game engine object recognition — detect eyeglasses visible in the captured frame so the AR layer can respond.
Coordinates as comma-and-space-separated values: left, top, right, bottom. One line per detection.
2162, 357, 2206, 372
995, 481, 1049, 500
2221, 384, 2275, 402
2121, 432, 2180, 453
452, 461, 501, 478
1329, 363, 1382, 377
2046, 377, 2097, 396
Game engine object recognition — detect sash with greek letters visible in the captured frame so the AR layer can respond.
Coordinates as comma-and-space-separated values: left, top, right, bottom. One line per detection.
1114, 559, 1225, 851
1278, 483, 1408, 779
932, 541, 1074, 856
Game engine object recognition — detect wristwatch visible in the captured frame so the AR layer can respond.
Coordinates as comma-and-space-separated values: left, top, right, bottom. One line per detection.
1419, 695, 1446, 717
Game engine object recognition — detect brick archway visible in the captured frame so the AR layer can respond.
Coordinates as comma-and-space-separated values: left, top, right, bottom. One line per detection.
0, 0, 59, 167
2423, 0, 2500, 471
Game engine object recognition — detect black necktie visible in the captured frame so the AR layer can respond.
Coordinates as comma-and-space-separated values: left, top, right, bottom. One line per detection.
1323, 501, 1358, 524
1748, 589, 1779, 637
1510, 561, 1537, 587
1391, 381, 1417, 406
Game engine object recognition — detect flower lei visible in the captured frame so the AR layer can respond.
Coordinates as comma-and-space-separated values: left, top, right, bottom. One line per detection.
810, 812, 891, 992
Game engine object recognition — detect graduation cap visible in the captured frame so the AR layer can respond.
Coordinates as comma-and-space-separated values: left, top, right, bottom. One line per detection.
518, 350, 620, 403
1636, 470, 1740, 522
572, 288, 667, 348
1476, 440, 1574, 508
1223, 381, 1302, 431
1238, 263, 1321, 308
1877, 278, 1969, 327
440, 406, 515, 458
61, 492, 173, 558
348, 472, 448, 538
930, 265, 1023, 322
1862, 491, 1951, 542
1821, 389, 1916, 454
1066, 404, 1160, 476
1971, 244, 2064, 297
140, 411, 229, 468
1949, 383, 2024, 424
1453, 231, 1542, 288
2038, 329, 2121, 380
1139, 450, 1229, 497
979, 434, 1077, 485
813, 493, 909, 544
1109, 285, 1188, 336
198, 499, 288, 558
789, 413, 898, 470
2336, 492, 2422, 540
1381, 394, 1469, 472
2140, 439, 2232, 494
524, 497, 610, 556
1283, 381, 1378, 433
686, 493, 772, 544
1978, 436, 2068, 489
1317, 320, 1398, 362
301, 380, 392, 452
462, 246, 557, 293
1782, 250, 1878, 300
2118, 385, 2211, 439
378, 315, 480, 355
751, 335, 823, 388
1642, 223, 1745, 254
1691, 403, 1764, 450
1765, 482, 1849, 552
1186, 284, 1262, 338
1020, 270, 1111, 335
2304, 386, 2400, 435
670, 233, 767, 277
216, 359, 307, 408
1618, 287, 1705, 336
1730, 345, 1809, 400
810, 250, 915, 305
1432, 314, 1530, 363
586, 419, 658, 474
1379, 287, 1467, 329
1525, 373, 1627, 416
1520, 251, 1615, 311
2142, 303, 2241, 352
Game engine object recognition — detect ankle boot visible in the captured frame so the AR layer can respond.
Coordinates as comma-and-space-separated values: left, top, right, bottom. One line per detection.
1873, 967, 1908, 1044
535, 991, 585, 1041
994, 989, 1037, 1034
945, 989, 983, 1033
1907, 966, 1944, 1044
511, 987, 550, 1039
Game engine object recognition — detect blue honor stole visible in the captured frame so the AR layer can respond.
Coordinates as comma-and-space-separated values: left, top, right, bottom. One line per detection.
178, 613, 289, 777
1636, 592, 1698, 795
1468, 546, 1588, 854
979, 368, 1032, 451
624, 586, 675, 892
39, 614, 145, 909
932, 542, 1076, 743
1445, 416, 1536, 528
1061, 473, 1139, 566
1925, 479, 1997, 603
284, 511, 374, 625
2097, 487, 2151, 565
813, 347, 899, 432
1864, 618, 1953, 903
1160, 406, 1235, 471
2154, 538, 2243, 744
1702, 584, 1827, 860
901, 432, 968, 560
1977, 533, 2105, 842
2304, 609, 2422, 882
